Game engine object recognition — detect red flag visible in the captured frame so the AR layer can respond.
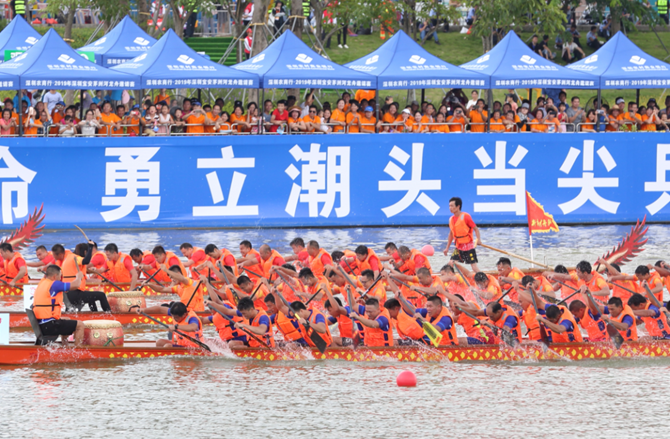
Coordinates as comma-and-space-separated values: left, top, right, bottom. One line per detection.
526, 191, 559, 235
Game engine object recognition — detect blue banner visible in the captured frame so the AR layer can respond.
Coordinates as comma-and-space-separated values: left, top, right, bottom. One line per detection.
0, 133, 665, 229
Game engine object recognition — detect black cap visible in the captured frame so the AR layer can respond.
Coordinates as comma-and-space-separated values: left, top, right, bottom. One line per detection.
234, 100, 242, 107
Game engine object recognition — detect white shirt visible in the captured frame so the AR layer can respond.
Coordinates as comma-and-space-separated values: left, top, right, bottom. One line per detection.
42, 91, 63, 113
466, 99, 478, 110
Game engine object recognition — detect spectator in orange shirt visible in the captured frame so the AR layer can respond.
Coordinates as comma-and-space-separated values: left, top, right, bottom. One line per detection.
49, 101, 65, 136
217, 111, 232, 133
354, 89, 375, 103
503, 110, 520, 132
420, 104, 437, 129
303, 105, 326, 133
641, 106, 659, 131
360, 106, 376, 133
154, 88, 171, 105
447, 106, 468, 132
530, 109, 548, 133
346, 101, 362, 133
24, 107, 41, 137
184, 101, 206, 134
229, 105, 246, 133
468, 99, 488, 132
125, 105, 142, 136
97, 102, 121, 136
378, 103, 401, 132
607, 107, 621, 131
580, 109, 597, 132
401, 108, 414, 132
544, 110, 561, 133
430, 112, 450, 133
205, 104, 222, 134
288, 106, 306, 133
489, 109, 505, 132
411, 111, 428, 133
618, 102, 642, 131
342, 92, 351, 112
331, 99, 347, 133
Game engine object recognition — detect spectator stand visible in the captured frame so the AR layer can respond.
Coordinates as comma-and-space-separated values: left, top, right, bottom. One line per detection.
344, 29, 488, 117
567, 31, 670, 108
0, 15, 41, 59
460, 30, 599, 122
233, 30, 376, 130
79, 15, 157, 68
0, 28, 140, 134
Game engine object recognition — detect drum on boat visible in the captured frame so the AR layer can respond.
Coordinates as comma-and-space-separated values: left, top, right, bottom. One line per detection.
82, 320, 124, 347
107, 291, 146, 313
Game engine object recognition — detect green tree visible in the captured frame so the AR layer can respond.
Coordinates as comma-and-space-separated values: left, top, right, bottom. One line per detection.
579, 0, 660, 34
44, 0, 90, 40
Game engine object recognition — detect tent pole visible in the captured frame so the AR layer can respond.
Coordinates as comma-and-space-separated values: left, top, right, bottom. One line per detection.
260, 87, 264, 132
18, 89, 23, 137
596, 89, 602, 132
529, 89, 533, 107
421, 88, 425, 104
80, 90, 84, 120
486, 89, 492, 132
375, 89, 380, 132
198, 88, 202, 103
636, 88, 640, 107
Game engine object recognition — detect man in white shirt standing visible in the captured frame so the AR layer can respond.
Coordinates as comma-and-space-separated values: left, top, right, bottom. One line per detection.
42, 90, 63, 114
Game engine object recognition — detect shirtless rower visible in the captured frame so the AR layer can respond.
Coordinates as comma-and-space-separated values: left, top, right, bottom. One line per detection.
443, 197, 481, 273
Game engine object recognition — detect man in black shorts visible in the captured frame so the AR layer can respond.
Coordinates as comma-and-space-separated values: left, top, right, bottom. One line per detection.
443, 197, 481, 273
33, 265, 85, 347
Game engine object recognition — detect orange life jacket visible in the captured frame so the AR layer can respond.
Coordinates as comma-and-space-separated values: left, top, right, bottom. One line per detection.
342, 249, 360, 275
297, 309, 332, 347
274, 311, 304, 342
250, 279, 270, 311
91, 250, 107, 270
107, 253, 132, 283
493, 306, 522, 343
394, 309, 425, 340
309, 248, 331, 277
402, 249, 432, 275
611, 305, 638, 341
3, 252, 28, 283
172, 310, 203, 348
641, 302, 670, 338
150, 251, 187, 283
248, 309, 276, 348
243, 249, 263, 281
262, 249, 283, 278
483, 274, 503, 303
576, 308, 608, 341
427, 306, 458, 345
611, 275, 637, 302
523, 305, 542, 341
176, 279, 205, 312
33, 278, 61, 320
363, 308, 394, 347
54, 249, 73, 268
188, 247, 210, 279
500, 267, 525, 300
61, 253, 86, 290
216, 247, 239, 277
548, 306, 583, 343
637, 272, 664, 303
559, 271, 580, 301
358, 249, 380, 273
211, 302, 244, 341
336, 310, 356, 339
450, 212, 474, 246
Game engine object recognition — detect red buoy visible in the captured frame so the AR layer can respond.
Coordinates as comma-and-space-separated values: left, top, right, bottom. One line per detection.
421, 245, 435, 257
396, 370, 417, 387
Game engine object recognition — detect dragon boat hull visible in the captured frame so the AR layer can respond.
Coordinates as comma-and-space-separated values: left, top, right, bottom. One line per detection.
7, 311, 211, 328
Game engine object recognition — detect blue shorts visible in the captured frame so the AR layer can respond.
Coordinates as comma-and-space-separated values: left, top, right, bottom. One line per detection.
466, 337, 485, 345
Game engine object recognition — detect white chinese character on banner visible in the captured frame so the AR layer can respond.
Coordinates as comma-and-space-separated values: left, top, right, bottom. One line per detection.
645, 143, 670, 215
473, 141, 527, 215
101, 147, 160, 222
557, 140, 619, 214
378, 143, 440, 217
0, 146, 36, 224
285, 143, 350, 217
193, 146, 258, 216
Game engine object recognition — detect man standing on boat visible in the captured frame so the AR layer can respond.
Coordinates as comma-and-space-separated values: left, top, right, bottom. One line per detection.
33, 265, 85, 347
443, 197, 481, 273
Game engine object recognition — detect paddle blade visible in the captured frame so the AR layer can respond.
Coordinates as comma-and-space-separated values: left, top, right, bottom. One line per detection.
352, 330, 361, 350
309, 329, 328, 354
501, 330, 518, 348
540, 294, 559, 304
422, 322, 443, 347
606, 324, 625, 349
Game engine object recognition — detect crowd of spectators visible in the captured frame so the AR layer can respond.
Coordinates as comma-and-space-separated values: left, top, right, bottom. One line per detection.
2, 87, 669, 137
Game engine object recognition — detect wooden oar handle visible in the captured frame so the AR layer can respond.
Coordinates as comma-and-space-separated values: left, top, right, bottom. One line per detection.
479, 243, 552, 269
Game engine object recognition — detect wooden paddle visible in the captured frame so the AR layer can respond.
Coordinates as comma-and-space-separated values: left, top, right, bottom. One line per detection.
274, 270, 302, 302
358, 273, 384, 300
74, 225, 90, 242
337, 264, 359, 289
457, 306, 517, 348
139, 267, 162, 288
556, 290, 581, 306
249, 281, 264, 301
139, 310, 211, 352
478, 243, 552, 269
345, 285, 361, 349
583, 290, 624, 349
242, 267, 263, 279
96, 272, 124, 292
215, 261, 239, 305
494, 287, 514, 304
304, 288, 323, 306
206, 304, 271, 349
274, 289, 327, 354
0, 277, 23, 294
184, 280, 204, 310
528, 286, 550, 347
389, 276, 430, 298
452, 264, 486, 308
642, 283, 670, 327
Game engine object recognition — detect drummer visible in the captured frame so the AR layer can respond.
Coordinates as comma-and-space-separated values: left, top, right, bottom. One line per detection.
32, 265, 85, 347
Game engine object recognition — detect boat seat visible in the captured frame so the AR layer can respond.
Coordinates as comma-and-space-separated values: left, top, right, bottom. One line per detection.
25, 308, 58, 346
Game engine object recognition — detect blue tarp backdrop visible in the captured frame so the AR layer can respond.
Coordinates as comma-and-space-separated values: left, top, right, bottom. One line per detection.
0, 133, 665, 229
0, 15, 41, 54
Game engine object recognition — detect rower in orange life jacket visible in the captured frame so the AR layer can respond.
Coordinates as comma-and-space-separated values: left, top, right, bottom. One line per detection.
32, 264, 85, 347
523, 286, 583, 343
26, 245, 56, 273
87, 241, 108, 280
350, 297, 394, 347
264, 293, 309, 346
59, 242, 111, 312
631, 265, 665, 303
139, 265, 206, 314
543, 264, 580, 303
180, 243, 211, 280
575, 260, 611, 303
322, 282, 362, 347
384, 298, 425, 344
222, 275, 269, 310
396, 246, 432, 276
472, 271, 503, 304
495, 257, 525, 302
212, 297, 276, 348
379, 242, 402, 269
0, 242, 28, 285
305, 240, 332, 279
333, 249, 361, 276
627, 293, 670, 340
354, 245, 381, 278
594, 258, 638, 303
440, 289, 495, 345
281, 237, 310, 269
514, 275, 557, 339
205, 243, 239, 277
202, 298, 247, 344
298, 267, 330, 311
443, 197, 481, 273
291, 300, 332, 348
258, 244, 286, 279
596, 296, 638, 341
155, 301, 203, 348
568, 299, 608, 341
237, 240, 264, 282
390, 267, 441, 308
471, 301, 523, 344
103, 243, 139, 290
143, 245, 187, 285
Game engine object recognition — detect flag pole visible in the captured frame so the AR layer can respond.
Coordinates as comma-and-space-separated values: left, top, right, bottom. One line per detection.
525, 191, 534, 268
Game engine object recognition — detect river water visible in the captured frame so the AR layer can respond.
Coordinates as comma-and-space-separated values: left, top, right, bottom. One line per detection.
2, 224, 670, 438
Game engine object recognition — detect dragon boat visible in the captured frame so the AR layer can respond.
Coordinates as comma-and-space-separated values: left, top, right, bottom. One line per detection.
6, 310, 211, 328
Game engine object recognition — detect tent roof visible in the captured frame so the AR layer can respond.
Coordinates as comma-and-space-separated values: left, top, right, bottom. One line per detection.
233, 30, 376, 89
344, 30, 488, 89
460, 31, 598, 89
0, 15, 41, 53
112, 29, 258, 89
79, 16, 157, 66
567, 31, 670, 89
0, 29, 139, 89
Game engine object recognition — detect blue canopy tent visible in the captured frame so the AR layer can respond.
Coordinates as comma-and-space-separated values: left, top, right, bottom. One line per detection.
112, 29, 258, 89
0, 29, 140, 90
233, 30, 376, 89
460, 31, 598, 89
344, 30, 488, 89
79, 15, 157, 67
567, 32, 670, 91
0, 15, 41, 56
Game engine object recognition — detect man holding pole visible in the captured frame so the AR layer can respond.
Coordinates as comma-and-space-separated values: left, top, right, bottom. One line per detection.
443, 197, 481, 273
